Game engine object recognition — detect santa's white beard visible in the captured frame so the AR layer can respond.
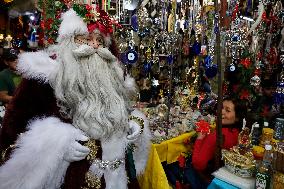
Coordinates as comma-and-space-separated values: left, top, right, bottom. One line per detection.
50, 39, 133, 139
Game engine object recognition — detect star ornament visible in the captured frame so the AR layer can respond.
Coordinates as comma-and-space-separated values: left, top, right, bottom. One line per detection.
152, 79, 159, 86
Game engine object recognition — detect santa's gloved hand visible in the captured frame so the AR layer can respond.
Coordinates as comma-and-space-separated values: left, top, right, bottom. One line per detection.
63, 131, 90, 162
126, 120, 141, 141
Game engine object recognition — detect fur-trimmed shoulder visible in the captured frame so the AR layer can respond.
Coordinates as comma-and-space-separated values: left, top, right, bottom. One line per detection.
17, 51, 59, 83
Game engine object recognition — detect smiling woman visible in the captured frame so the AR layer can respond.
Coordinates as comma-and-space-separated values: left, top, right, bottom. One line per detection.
185, 96, 248, 189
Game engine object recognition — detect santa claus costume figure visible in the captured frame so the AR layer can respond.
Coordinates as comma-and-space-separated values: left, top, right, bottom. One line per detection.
0, 3, 151, 189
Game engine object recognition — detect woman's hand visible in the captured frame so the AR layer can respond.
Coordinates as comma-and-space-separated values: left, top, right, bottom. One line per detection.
197, 132, 207, 140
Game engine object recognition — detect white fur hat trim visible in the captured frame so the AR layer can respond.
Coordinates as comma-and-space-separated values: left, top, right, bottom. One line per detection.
57, 9, 88, 42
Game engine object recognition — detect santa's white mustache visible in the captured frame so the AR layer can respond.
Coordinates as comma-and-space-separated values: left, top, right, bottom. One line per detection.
72, 44, 116, 61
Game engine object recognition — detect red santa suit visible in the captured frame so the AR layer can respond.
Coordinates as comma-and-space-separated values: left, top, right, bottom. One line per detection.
0, 7, 151, 189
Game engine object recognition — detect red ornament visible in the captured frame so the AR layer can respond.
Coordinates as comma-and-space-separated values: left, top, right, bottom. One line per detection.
240, 58, 251, 69
85, 4, 92, 11
195, 120, 210, 134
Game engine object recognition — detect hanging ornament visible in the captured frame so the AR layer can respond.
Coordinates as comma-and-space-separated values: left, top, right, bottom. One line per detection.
250, 75, 261, 87
204, 56, 213, 68
229, 63, 236, 72
205, 64, 218, 79
125, 49, 138, 64
167, 55, 174, 65
192, 41, 201, 55
143, 61, 152, 73
152, 79, 159, 87
120, 52, 128, 64
118, 42, 128, 52
131, 14, 139, 32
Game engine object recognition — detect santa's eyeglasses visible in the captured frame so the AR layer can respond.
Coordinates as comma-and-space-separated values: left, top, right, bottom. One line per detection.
74, 33, 105, 49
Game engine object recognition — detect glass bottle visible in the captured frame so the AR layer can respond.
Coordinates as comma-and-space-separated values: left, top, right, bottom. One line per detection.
255, 144, 273, 189
251, 123, 261, 146
273, 118, 284, 141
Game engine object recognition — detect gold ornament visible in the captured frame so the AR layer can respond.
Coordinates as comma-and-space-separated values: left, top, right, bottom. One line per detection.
85, 139, 98, 161
222, 149, 256, 177
82, 171, 101, 189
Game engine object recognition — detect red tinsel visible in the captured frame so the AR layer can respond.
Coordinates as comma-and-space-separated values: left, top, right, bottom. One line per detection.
195, 120, 210, 134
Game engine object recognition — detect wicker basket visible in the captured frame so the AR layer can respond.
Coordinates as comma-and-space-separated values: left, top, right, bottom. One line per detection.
222, 149, 256, 178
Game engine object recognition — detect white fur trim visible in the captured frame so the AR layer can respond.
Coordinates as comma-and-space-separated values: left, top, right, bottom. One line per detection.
124, 74, 137, 92
100, 136, 128, 189
17, 51, 59, 83
130, 109, 152, 175
57, 9, 88, 42
0, 117, 81, 189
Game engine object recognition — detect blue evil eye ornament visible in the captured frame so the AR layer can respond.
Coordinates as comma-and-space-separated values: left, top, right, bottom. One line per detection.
120, 53, 128, 64
229, 63, 236, 72
126, 49, 138, 64
167, 55, 174, 65
192, 42, 201, 55
131, 14, 139, 32
205, 64, 218, 78
204, 55, 213, 68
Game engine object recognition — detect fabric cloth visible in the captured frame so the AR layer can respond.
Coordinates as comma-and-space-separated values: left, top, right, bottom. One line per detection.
211, 167, 256, 189
138, 132, 195, 189
192, 128, 239, 171
0, 69, 21, 96
207, 178, 239, 189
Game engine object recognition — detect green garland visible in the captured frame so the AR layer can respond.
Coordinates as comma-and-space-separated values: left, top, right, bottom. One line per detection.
37, 0, 68, 45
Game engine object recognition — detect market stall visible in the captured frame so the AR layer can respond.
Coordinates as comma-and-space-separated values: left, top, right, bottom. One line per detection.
0, 0, 284, 188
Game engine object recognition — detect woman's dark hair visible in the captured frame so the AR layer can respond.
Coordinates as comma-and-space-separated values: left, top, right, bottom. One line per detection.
223, 96, 248, 128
